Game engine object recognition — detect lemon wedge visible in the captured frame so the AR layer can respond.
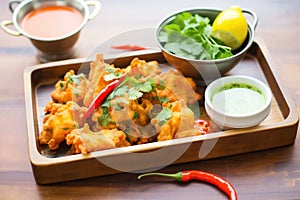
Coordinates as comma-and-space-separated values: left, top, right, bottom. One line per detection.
212, 6, 248, 50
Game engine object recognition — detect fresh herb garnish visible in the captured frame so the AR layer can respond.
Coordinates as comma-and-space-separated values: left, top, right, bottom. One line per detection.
97, 75, 173, 128
98, 107, 115, 127
104, 67, 124, 81
68, 73, 86, 85
128, 87, 144, 100
59, 81, 65, 90
157, 80, 166, 90
106, 76, 156, 101
156, 107, 172, 126
159, 96, 170, 104
132, 111, 139, 120
159, 12, 233, 60
60, 73, 86, 91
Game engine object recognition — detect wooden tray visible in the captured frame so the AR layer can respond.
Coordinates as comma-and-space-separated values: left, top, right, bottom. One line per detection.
24, 41, 299, 184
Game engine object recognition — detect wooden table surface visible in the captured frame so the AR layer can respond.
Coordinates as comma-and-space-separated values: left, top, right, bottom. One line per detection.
1, 0, 300, 199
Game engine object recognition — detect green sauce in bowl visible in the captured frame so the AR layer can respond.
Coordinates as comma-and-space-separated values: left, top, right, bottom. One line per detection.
211, 83, 266, 115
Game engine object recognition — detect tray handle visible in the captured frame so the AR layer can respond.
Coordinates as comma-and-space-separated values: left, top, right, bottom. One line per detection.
242, 9, 258, 30
85, 0, 101, 20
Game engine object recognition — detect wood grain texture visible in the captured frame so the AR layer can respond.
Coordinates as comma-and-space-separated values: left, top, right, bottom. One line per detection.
1, 0, 300, 199
24, 43, 298, 184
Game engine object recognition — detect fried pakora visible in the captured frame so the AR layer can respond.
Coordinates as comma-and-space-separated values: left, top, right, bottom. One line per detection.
39, 101, 87, 150
66, 123, 130, 154
39, 54, 207, 155
51, 70, 88, 105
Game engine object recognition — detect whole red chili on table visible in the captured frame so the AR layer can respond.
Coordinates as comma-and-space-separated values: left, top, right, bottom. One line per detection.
138, 170, 238, 200
82, 73, 127, 119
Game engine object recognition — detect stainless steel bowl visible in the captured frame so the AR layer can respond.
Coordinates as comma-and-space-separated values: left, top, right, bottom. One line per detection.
1, 0, 100, 62
156, 8, 258, 84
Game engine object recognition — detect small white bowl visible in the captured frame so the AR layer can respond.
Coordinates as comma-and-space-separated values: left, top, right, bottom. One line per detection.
205, 75, 272, 129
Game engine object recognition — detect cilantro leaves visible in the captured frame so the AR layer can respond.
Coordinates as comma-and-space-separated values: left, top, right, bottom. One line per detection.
104, 67, 124, 81
98, 109, 115, 127
159, 12, 233, 60
98, 75, 174, 128
110, 76, 155, 101
60, 73, 86, 91
156, 107, 172, 126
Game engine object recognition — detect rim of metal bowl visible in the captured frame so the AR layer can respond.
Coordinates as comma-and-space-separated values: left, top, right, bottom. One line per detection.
155, 7, 255, 63
12, 0, 90, 41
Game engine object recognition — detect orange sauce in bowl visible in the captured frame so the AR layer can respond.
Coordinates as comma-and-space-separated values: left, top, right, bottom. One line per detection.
21, 5, 83, 39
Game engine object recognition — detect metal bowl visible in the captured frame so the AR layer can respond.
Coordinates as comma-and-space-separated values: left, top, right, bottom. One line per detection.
156, 8, 258, 84
1, 0, 100, 62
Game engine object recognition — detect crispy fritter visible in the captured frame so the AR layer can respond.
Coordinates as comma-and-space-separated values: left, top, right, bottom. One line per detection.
39, 101, 87, 150
40, 54, 206, 155
127, 57, 161, 77
51, 70, 88, 105
110, 96, 157, 145
83, 54, 126, 107
65, 123, 130, 154
153, 100, 195, 141
83, 54, 108, 107
159, 70, 201, 104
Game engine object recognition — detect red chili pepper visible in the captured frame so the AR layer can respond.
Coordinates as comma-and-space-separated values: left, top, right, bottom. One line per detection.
194, 119, 214, 134
82, 73, 127, 119
138, 170, 238, 200
111, 45, 148, 51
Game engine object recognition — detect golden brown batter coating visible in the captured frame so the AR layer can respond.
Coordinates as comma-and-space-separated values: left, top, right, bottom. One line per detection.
39, 101, 87, 150
127, 57, 161, 77
39, 54, 206, 155
83, 54, 108, 107
83, 54, 126, 107
51, 70, 88, 105
154, 100, 195, 141
159, 70, 200, 104
65, 123, 130, 154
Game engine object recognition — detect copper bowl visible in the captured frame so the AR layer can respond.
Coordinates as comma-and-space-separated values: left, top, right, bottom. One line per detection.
1, 0, 100, 62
